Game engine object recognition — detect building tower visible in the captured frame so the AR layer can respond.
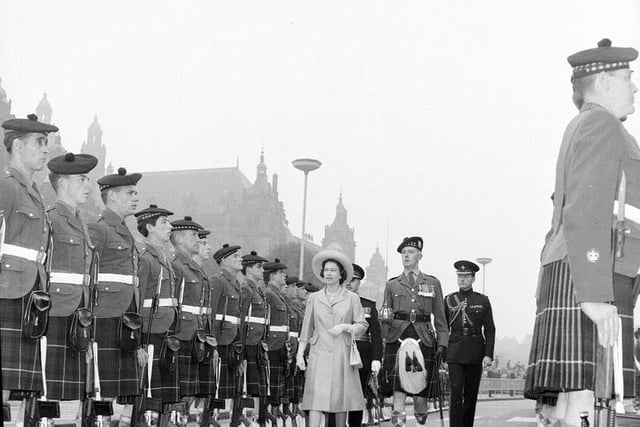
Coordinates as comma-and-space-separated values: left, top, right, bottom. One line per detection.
35, 92, 52, 124
81, 115, 106, 179
322, 192, 356, 261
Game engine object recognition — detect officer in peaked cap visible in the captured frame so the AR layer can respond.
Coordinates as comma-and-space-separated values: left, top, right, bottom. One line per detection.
344, 263, 383, 427
0, 114, 59, 420
209, 243, 244, 422
379, 236, 448, 427
42, 153, 97, 414
444, 261, 495, 427
86, 166, 142, 422
239, 251, 271, 425
526, 38, 638, 424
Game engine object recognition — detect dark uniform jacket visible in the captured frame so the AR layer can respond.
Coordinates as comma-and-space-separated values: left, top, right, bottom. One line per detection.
88, 208, 139, 318
444, 288, 495, 365
541, 102, 640, 303
357, 296, 383, 362
210, 268, 243, 346
172, 249, 207, 341
264, 283, 289, 351
138, 242, 177, 334
382, 271, 448, 348
48, 201, 92, 317
240, 278, 268, 345
0, 167, 50, 299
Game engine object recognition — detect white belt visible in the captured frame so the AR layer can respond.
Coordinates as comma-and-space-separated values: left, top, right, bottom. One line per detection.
215, 314, 241, 325
270, 325, 289, 333
245, 316, 266, 324
50, 272, 89, 286
3, 243, 47, 264
98, 273, 138, 286
182, 304, 206, 315
288, 331, 299, 338
143, 298, 177, 308
614, 201, 640, 225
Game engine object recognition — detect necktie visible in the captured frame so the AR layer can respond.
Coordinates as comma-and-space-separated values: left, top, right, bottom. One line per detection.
408, 272, 416, 287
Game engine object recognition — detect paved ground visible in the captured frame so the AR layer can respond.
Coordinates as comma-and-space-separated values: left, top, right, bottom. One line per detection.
6, 398, 539, 426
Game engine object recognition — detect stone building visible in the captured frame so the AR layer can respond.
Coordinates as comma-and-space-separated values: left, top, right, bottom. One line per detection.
321, 192, 356, 262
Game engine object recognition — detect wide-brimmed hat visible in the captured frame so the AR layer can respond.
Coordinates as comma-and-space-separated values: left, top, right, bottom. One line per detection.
311, 249, 354, 284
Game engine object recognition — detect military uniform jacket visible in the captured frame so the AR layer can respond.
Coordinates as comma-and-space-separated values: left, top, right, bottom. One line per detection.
88, 208, 139, 318
172, 249, 207, 341
240, 278, 268, 345
265, 283, 290, 351
382, 272, 448, 348
541, 102, 640, 303
444, 288, 495, 365
358, 296, 383, 362
210, 269, 242, 346
0, 167, 50, 299
138, 242, 177, 334
48, 201, 92, 317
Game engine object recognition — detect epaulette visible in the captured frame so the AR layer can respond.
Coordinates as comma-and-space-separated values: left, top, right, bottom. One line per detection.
46, 205, 55, 212
136, 243, 148, 255
360, 295, 376, 303
387, 275, 400, 282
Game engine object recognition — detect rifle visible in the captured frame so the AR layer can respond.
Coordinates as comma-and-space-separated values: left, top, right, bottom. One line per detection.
82, 250, 113, 427
594, 345, 615, 427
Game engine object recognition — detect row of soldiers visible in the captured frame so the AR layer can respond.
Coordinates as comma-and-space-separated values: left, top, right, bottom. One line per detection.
0, 114, 320, 427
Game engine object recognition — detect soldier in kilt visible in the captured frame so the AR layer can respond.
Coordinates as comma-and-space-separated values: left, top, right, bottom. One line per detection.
292, 280, 317, 419
0, 115, 57, 421
239, 251, 270, 426
88, 167, 144, 424
282, 276, 302, 421
263, 259, 291, 422
170, 216, 210, 414
135, 205, 181, 425
379, 237, 448, 427
210, 244, 244, 424
525, 39, 639, 425
44, 153, 97, 412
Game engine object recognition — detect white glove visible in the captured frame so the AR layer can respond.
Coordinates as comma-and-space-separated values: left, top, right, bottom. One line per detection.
371, 360, 381, 374
328, 324, 348, 336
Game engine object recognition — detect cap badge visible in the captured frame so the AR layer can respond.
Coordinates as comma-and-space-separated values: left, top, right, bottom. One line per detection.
587, 249, 600, 263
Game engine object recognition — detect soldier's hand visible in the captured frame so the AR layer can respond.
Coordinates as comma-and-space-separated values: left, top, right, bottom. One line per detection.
580, 302, 619, 347
136, 348, 148, 368
435, 345, 446, 361
371, 360, 381, 374
482, 356, 492, 368
296, 353, 306, 371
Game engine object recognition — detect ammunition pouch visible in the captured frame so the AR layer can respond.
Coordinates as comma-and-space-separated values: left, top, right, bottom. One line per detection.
228, 341, 244, 371
22, 290, 51, 339
192, 329, 217, 364
159, 335, 181, 372
117, 311, 142, 352
69, 307, 93, 352
257, 340, 270, 368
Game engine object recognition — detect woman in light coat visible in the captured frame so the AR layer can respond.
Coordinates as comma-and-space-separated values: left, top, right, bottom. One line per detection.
296, 249, 368, 427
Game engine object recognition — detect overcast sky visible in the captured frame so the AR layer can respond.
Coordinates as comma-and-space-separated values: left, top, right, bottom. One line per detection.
1, 0, 639, 340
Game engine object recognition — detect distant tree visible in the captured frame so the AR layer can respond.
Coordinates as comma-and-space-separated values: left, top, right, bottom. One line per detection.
265, 242, 324, 289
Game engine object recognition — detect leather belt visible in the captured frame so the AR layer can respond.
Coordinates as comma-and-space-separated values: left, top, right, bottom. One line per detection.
288, 331, 299, 338
215, 314, 241, 325
98, 273, 139, 287
393, 312, 430, 323
143, 297, 178, 308
3, 243, 47, 264
182, 304, 207, 315
50, 272, 90, 286
245, 316, 266, 324
451, 327, 482, 336
270, 325, 289, 333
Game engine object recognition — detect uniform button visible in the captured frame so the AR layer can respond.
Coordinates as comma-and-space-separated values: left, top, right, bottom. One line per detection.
105, 287, 109, 290
70, 239, 74, 243
411, 299, 415, 302
118, 246, 122, 249
4, 264, 9, 268
29, 213, 33, 217
44, 228, 47, 233
56, 288, 60, 292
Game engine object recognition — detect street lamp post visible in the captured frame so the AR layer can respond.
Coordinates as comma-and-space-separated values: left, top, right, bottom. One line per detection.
476, 257, 492, 294
292, 158, 322, 279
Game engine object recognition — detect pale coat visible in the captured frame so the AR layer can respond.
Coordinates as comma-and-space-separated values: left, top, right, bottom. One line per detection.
300, 287, 368, 412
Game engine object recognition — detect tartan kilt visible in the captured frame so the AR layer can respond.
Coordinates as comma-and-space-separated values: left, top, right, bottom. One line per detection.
244, 344, 268, 397
143, 333, 180, 404
378, 340, 436, 398
198, 354, 217, 397
0, 295, 42, 392
45, 315, 86, 400
293, 370, 305, 403
94, 316, 140, 398
178, 339, 200, 397
217, 344, 240, 399
524, 261, 635, 399
267, 349, 285, 403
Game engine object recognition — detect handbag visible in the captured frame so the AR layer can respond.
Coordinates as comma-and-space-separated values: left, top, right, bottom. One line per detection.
116, 311, 142, 352
350, 337, 363, 369
22, 290, 51, 339
69, 307, 93, 352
